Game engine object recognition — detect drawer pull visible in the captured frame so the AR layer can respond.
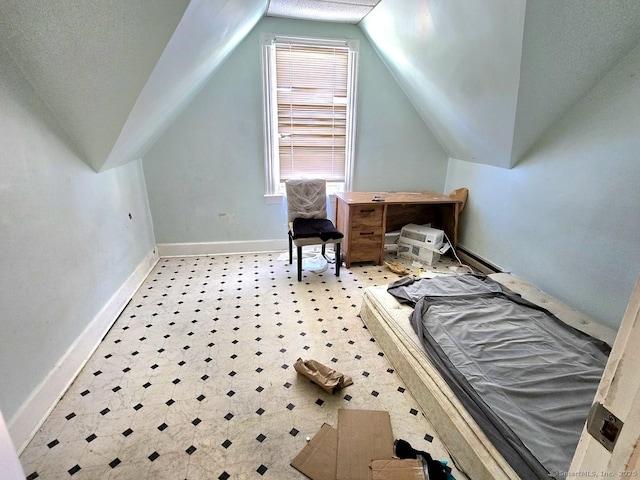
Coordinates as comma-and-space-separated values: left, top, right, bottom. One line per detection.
359, 231, 375, 236
359, 209, 376, 213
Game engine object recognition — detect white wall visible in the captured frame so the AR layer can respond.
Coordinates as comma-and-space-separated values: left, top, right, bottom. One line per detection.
445, 43, 640, 329
0, 45, 157, 422
143, 16, 448, 244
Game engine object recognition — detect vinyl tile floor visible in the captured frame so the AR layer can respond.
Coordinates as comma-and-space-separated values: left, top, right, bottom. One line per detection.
20, 251, 471, 480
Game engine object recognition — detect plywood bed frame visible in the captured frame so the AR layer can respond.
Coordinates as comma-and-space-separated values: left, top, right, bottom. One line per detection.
360, 272, 618, 480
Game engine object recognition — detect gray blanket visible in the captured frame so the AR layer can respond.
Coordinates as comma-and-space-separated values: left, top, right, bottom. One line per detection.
387, 275, 610, 480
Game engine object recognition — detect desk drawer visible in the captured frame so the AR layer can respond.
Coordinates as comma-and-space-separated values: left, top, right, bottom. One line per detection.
350, 205, 384, 229
349, 227, 383, 262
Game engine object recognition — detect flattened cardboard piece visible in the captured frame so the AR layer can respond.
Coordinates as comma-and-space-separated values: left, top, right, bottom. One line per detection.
336, 409, 395, 480
294, 357, 354, 394
370, 459, 426, 480
290, 423, 338, 480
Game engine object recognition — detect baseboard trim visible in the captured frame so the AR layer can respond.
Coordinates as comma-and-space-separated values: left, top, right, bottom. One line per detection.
157, 239, 288, 257
9, 248, 159, 453
456, 245, 504, 274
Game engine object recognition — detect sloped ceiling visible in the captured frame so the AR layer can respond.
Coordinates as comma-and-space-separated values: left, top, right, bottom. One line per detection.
511, 0, 640, 163
0, 0, 267, 172
1, 0, 639, 172
361, 0, 640, 168
362, 0, 526, 169
0, 0, 191, 171
101, 0, 267, 172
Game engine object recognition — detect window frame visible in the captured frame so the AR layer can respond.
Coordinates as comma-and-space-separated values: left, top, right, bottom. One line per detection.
261, 33, 359, 200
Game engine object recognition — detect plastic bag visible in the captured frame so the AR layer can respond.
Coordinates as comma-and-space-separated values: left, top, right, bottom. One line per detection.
302, 253, 328, 273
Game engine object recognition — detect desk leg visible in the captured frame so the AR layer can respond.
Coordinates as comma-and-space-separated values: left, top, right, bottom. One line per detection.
437, 204, 459, 248
380, 205, 388, 265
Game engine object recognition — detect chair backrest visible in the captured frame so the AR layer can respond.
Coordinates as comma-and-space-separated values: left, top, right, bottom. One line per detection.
285, 179, 328, 222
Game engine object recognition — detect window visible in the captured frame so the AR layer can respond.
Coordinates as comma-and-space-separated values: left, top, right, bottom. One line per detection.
261, 34, 359, 198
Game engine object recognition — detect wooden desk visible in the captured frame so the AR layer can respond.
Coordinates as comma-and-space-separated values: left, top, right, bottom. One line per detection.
334, 191, 463, 268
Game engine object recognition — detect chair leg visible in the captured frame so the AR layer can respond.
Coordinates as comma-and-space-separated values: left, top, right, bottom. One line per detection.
335, 243, 341, 277
321, 244, 326, 258
297, 246, 303, 281
288, 233, 293, 265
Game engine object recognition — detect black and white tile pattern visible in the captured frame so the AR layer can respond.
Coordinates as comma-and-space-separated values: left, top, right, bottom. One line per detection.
20, 252, 467, 479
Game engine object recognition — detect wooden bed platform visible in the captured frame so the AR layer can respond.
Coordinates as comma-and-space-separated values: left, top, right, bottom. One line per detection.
359, 272, 617, 480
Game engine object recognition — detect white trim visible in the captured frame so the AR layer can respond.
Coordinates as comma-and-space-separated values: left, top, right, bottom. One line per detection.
9, 248, 159, 453
456, 245, 505, 274
0, 411, 24, 479
275, 182, 344, 197
157, 239, 289, 257
571, 276, 640, 473
264, 193, 284, 204
261, 37, 280, 196
261, 33, 358, 195
265, 33, 357, 50
344, 47, 358, 191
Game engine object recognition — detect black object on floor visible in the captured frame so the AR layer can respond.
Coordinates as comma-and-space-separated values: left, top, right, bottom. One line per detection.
394, 439, 451, 480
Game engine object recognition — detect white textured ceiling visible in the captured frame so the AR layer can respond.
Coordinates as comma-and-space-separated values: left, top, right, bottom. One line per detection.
267, 0, 381, 24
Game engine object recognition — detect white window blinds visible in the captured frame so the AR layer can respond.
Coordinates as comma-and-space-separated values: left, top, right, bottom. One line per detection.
262, 35, 358, 197
274, 42, 349, 182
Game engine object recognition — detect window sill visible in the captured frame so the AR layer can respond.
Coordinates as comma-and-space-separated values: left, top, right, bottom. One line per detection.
264, 194, 284, 205
265, 184, 345, 205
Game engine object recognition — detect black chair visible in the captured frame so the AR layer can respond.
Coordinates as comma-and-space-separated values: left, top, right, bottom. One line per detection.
286, 179, 343, 281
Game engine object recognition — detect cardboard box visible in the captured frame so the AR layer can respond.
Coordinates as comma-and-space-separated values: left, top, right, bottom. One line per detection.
290, 423, 338, 480
336, 409, 394, 480
290, 410, 400, 480
385, 231, 401, 246
370, 459, 426, 480
397, 244, 441, 266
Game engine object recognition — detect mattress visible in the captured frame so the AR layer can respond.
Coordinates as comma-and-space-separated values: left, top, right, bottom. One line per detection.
359, 272, 617, 480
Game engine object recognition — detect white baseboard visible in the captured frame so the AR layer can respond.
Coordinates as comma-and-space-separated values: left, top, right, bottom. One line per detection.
157, 239, 288, 257
456, 245, 504, 274
9, 248, 159, 453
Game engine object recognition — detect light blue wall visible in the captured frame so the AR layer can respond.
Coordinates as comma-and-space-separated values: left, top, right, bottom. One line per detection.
143, 16, 448, 244
0, 46, 156, 420
446, 44, 640, 329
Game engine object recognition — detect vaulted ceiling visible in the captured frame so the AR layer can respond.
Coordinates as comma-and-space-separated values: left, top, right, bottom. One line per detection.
1, 0, 639, 172
361, 0, 640, 168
